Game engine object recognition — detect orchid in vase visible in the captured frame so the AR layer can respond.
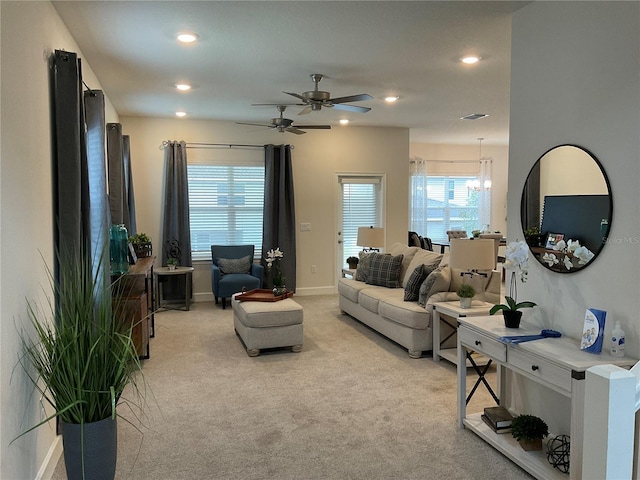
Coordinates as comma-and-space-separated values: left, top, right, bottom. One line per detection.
490, 240, 536, 327
542, 239, 594, 270
265, 247, 286, 294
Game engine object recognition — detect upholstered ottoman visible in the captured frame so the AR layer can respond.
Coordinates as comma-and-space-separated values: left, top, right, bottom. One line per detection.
231, 295, 303, 357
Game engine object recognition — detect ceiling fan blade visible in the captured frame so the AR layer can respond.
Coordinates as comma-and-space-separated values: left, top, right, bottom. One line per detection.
251, 103, 304, 107
283, 91, 305, 101
330, 94, 373, 104
285, 127, 306, 135
332, 104, 372, 113
297, 106, 313, 115
293, 125, 331, 130
235, 122, 272, 127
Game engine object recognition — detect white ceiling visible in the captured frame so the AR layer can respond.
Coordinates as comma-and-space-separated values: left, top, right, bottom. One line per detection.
52, 1, 530, 145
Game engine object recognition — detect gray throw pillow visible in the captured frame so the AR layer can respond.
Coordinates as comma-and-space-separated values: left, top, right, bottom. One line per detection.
418, 266, 451, 307
355, 253, 372, 282
404, 261, 440, 301
218, 255, 251, 275
366, 253, 404, 288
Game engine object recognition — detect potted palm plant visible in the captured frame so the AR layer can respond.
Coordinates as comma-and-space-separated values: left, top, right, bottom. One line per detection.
456, 284, 476, 309
510, 414, 549, 451
14, 244, 145, 480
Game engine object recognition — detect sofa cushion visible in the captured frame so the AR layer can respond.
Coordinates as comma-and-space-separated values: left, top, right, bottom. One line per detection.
359, 289, 381, 313
388, 243, 419, 283
218, 255, 251, 274
403, 264, 428, 301
338, 277, 367, 303
378, 294, 431, 330
355, 252, 373, 282
403, 249, 443, 287
418, 266, 451, 307
366, 253, 403, 288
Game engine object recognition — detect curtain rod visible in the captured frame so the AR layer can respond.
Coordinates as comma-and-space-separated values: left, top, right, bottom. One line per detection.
159, 141, 294, 150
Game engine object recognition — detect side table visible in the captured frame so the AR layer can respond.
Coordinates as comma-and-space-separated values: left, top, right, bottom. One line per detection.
432, 300, 495, 365
155, 266, 195, 311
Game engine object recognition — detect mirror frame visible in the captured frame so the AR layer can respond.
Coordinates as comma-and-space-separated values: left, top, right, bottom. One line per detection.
520, 144, 613, 274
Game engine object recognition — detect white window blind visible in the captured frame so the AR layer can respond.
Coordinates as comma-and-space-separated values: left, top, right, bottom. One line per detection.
340, 176, 382, 261
188, 164, 265, 261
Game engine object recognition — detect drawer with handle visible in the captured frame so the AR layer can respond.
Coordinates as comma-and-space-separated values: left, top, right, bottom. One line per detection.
508, 348, 571, 394
458, 326, 507, 362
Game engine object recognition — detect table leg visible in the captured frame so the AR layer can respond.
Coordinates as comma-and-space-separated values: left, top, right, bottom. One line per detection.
433, 310, 441, 361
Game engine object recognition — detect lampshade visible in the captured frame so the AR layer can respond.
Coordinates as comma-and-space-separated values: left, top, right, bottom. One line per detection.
357, 227, 385, 249
449, 238, 495, 271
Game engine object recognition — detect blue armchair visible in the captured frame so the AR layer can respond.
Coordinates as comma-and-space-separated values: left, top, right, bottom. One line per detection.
211, 245, 264, 309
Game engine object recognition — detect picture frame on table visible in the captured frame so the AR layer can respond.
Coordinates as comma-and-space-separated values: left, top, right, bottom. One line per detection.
128, 243, 138, 265
545, 233, 564, 249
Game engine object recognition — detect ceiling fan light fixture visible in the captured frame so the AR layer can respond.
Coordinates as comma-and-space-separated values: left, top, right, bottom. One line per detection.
177, 32, 199, 43
461, 113, 489, 120
461, 55, 481, 64
384, 96, 399, 103
175, 83, 191, 91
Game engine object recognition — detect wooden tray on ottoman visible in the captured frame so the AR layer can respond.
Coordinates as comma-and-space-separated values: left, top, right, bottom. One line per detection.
235, 289, 293, 302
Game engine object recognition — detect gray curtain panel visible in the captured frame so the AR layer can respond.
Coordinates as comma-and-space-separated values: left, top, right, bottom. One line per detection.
107, 123, 127, 227
161, 141, 192, 300
123, 135, 137, 235
84, 90, 111, 276
262, 144, 296, 291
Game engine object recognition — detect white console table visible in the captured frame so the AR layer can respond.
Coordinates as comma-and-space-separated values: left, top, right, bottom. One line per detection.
457, 316, 636, 480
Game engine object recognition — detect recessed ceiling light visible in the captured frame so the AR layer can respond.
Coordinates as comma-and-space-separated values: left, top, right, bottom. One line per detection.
177, 32, 198, 43
176, 83, 191, 91
384, 96, 399, 103
176, 111, 187, 117
461, 113, 489, 120
339, 119, 349, 125
461, 56, 481, 64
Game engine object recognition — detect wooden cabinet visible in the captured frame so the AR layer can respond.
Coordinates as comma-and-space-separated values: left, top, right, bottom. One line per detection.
113, 256, 155, 359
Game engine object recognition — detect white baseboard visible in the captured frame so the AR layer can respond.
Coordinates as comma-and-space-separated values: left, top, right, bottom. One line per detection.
36, 435, 62, 480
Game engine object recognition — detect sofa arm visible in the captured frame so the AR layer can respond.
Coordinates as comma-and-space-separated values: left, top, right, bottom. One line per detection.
251, 263, 265, 288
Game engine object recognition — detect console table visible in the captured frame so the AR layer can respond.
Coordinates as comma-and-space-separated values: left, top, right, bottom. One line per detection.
457, 316, 636, 479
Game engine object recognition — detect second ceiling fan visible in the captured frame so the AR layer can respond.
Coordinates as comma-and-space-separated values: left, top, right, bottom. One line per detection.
235, 105, 331, 134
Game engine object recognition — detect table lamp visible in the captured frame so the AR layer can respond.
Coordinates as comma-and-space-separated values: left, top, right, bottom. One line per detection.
449, 238, 495, 278
357, 226, 385, 252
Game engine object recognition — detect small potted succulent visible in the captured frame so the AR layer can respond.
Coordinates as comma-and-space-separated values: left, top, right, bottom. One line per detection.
346, 256, 359, 269
510, 414, 549, 451
166, 257, 179, 271
456, 284, 476, 309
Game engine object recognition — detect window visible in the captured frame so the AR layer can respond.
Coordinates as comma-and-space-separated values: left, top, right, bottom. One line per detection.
340, 176, 383, 262
188, 163, 264, 261
410, 175, 481, 243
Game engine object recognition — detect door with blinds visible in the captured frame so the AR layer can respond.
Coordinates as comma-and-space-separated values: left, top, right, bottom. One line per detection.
337, 175, 384, 277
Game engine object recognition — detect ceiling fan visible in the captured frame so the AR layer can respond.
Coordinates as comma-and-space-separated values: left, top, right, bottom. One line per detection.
284, 74, 373, 115
235, 105, 331, 134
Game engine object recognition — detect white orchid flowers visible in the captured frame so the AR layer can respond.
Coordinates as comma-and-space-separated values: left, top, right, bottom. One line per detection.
504, 240, 530, 283
265, 247, 284, 269
542, 239, 594, 270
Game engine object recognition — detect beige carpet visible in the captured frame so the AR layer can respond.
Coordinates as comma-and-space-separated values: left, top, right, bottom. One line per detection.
52, 295, 533, 479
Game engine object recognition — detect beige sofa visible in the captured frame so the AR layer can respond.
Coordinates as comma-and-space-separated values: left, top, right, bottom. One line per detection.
338, 242, 500, 358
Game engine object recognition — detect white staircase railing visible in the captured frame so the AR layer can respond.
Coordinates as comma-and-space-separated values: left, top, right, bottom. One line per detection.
582, 361, 640, 479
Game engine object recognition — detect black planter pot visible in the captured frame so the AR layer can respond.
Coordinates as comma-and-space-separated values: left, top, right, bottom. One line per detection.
504, 310, 523, 328
62, 417, 117, 480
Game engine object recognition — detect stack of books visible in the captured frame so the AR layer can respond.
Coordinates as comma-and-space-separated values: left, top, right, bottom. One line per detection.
481, 406, 513, 434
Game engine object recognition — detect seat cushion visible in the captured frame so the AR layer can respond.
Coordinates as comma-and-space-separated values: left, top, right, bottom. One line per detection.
378, 294, 431, 330
218, 273, 261, 297
338, 278, 368, 303
233, 298, 303, 328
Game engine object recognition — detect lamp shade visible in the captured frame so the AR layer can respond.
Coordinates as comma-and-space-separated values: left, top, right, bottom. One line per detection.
449, 238, 495, 271
357, 227, 385, 248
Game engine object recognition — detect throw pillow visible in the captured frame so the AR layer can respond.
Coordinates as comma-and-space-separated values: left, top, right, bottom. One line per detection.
403, 264, 427, 301
418, 266, 451, 307
355, 252, 372, 282
403, 261, 440, 302
366, 253, 404, 288
218, 255, 251, 275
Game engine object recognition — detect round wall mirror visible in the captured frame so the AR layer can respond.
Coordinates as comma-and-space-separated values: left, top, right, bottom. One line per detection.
520, 145, 612, 273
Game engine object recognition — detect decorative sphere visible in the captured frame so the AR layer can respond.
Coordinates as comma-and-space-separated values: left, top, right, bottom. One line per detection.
546, 434, 570, 474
